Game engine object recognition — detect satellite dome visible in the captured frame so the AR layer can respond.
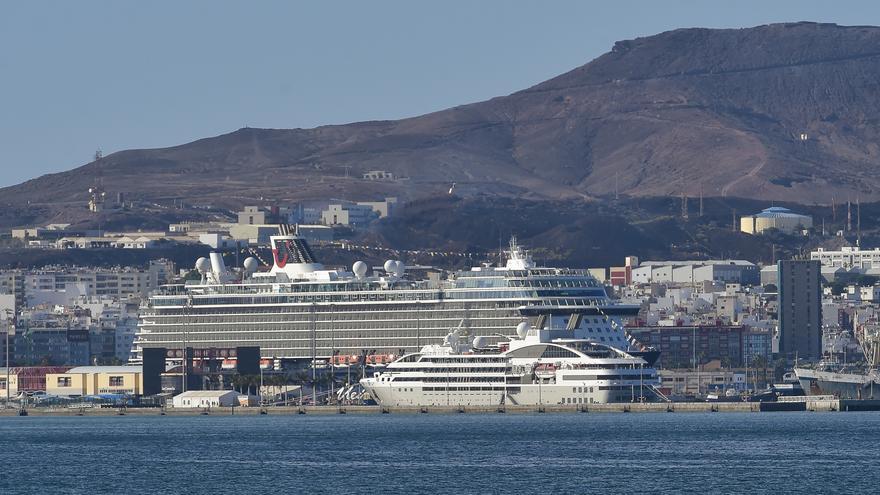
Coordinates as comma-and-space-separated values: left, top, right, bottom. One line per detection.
516, 321, 530, 339
243, 257, 259, 275
383, 260, 396, 273
473, 336, 487, 348
195, 257, 211, 274
352, 260, 368, 279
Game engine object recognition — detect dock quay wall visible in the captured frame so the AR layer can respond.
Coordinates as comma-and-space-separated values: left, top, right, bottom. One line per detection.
4, 399, 880, 416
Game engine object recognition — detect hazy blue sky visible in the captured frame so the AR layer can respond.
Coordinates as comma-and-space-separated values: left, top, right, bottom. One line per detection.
3, 1, 880, 187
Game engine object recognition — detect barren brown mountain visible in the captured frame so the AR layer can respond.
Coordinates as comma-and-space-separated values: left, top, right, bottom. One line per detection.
5, 22, 880, 226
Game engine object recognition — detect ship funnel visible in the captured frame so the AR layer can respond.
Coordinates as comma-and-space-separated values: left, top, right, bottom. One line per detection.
268, 231, 324, 278
208, 252, 233, 283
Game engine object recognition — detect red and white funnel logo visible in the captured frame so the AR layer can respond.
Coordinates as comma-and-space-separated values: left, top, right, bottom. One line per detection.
272, 238, 294, 268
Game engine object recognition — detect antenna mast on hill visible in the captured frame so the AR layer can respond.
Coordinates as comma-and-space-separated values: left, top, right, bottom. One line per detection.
699, 183, 704, 217
88, 150, 107, 214
614, 172, 619, 201
857, 197, 862, 247
847, 200, 852, 232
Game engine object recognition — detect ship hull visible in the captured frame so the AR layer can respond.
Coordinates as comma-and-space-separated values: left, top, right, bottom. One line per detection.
794, 368, 880, 399
360, 381, 656, 406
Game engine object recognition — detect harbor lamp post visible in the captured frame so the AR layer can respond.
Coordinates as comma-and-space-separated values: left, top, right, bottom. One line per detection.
182, 295, 192, 393
4, 309, 12, 407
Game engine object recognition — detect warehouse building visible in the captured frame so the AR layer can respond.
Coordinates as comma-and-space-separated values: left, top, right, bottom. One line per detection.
171, 390, 240, 408
631, 260, 759, 285
46, 366, 143, 396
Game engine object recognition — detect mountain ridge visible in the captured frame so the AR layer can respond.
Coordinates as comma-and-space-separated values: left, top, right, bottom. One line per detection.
5, 22, 880, 227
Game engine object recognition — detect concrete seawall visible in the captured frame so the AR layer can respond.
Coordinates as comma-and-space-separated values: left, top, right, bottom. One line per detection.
3, 399, 880, 416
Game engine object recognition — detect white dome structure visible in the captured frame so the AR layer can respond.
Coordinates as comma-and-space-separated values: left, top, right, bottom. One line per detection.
195, 257, 211, 274
243, 257, 259, 276
352, 261, 368, 279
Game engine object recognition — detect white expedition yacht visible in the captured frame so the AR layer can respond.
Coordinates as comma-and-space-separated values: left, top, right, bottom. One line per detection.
360, 321, 663, 407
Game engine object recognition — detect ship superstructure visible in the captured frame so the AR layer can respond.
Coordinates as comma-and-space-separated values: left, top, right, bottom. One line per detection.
134, 230, 640, 366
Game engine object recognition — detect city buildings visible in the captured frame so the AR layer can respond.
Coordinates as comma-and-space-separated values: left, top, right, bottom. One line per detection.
778, 260, 822, 360
0, 263, 173, 367
626, 325, 772, 369
17, 261, 174, 305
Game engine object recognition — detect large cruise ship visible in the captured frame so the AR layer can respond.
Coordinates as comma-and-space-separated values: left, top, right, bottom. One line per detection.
134, 227, 642, 367
361, 322, 662, 406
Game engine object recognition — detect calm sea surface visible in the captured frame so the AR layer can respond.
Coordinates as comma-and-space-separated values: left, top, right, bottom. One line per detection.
0, 412, 877, 494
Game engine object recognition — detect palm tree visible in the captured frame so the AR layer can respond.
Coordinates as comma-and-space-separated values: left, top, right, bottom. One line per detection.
293, 370, 311, 405
720, 356, 732, 370
772, 357, 788, 382
269, 375, 286, 405
231, 373, 244, 393
321, 372, 338, 404
751, 355, 768, 389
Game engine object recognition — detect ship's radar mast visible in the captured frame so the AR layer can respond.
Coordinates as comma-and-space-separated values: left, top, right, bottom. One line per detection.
504, 236, 535, 270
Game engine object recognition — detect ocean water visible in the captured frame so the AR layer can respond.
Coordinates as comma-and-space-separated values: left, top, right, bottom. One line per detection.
0, 412, 877, 494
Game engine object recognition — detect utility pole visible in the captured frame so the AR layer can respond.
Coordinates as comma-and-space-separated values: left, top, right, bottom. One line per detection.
681, 192, 688, 220
732, 209, 737, 232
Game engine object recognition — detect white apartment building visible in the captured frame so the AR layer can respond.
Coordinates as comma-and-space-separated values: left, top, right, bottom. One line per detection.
811, 246, 880, 271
